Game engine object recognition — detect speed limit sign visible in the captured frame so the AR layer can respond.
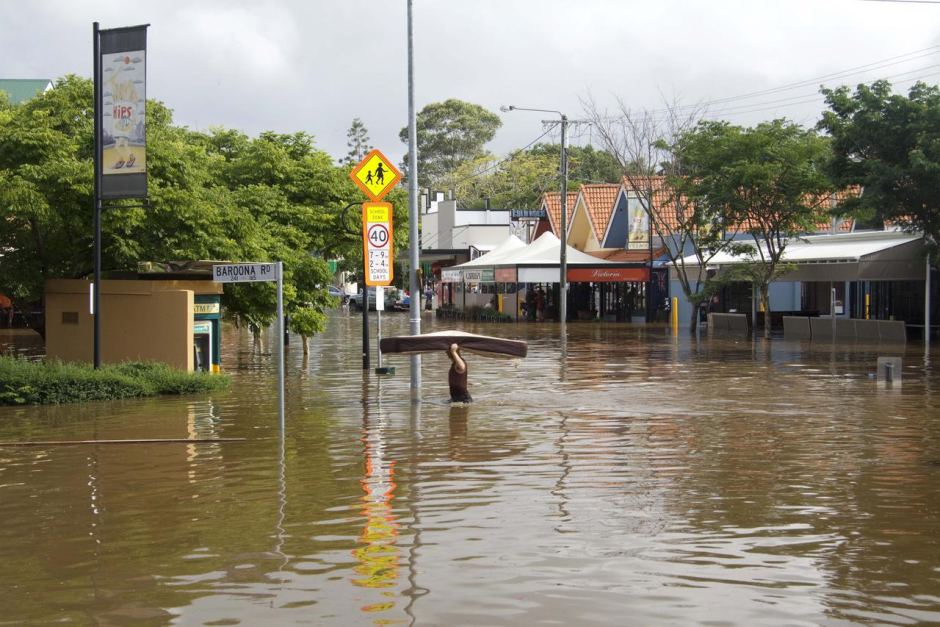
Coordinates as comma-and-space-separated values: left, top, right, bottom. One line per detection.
362, 202, 394, 286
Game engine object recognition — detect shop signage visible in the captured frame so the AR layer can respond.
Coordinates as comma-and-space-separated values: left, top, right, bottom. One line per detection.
495, 267, 517, 282
194, 303, 220, 314
567, 267, 650, 282
442, 269, 461, 283
511, 209, 546, 219
626, 196, 650, 250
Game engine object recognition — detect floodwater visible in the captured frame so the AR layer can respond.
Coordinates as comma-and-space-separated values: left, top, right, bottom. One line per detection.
1, 312, 939, 626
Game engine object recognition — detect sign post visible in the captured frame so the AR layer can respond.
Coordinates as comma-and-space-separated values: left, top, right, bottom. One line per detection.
213, 262, 285, 430
349, 149, 401, 374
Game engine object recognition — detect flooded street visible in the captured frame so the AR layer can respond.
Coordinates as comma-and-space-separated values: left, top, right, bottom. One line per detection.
2, 311, 939, 626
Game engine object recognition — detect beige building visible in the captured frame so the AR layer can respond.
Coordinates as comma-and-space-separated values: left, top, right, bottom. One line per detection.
45, 279, 223, 371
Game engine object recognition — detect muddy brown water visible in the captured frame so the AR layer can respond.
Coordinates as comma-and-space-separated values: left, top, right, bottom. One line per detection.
1, 313, 939, 626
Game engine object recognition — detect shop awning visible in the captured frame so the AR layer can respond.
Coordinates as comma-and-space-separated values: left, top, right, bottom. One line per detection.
450, 232, 650, 283
677, 231, 926, 282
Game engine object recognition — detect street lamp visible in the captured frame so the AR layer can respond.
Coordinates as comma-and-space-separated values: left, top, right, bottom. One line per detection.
501, 105, 569, 333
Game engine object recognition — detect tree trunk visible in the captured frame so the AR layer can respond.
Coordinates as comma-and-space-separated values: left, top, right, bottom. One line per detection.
689, 306, 699, 334
301, 335, 309, 356
760, 283, 772, 340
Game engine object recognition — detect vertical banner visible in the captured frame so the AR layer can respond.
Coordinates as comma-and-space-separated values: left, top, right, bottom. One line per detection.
627, 195, 650, 250
97, 24, 148, 199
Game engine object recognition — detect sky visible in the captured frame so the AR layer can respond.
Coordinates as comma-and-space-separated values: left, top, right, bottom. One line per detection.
3, 0, 940, 164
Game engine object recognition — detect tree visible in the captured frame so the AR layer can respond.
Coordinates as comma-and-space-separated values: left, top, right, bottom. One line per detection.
0, 74, 361, 349
399, 99, 501, 188
584, 97, 737, 332
343, 118, 371, 166
675, 119, 833, 338
528, 144, 623, 186
819, 80, 940, 254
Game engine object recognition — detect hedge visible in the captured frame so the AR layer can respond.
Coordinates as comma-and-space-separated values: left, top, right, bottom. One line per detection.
0, 357, 230, 405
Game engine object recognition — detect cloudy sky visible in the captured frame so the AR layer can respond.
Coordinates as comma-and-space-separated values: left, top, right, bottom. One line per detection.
3, 0, 939, 163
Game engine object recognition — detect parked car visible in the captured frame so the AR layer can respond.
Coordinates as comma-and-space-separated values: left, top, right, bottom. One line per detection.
324, 285, 349, 307
349, 287, 397, 311
392, 291, 410, 311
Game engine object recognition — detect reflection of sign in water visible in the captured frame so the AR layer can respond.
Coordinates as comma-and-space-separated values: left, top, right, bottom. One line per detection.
102, 50, 146, 176
627, 197, 649, 250
352, 421, 401, 616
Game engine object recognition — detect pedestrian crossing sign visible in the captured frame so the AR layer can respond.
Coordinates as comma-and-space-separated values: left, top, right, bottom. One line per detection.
349, 148, 402, 201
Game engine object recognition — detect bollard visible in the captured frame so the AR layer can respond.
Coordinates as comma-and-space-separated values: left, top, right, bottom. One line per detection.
876, 356, 902, 387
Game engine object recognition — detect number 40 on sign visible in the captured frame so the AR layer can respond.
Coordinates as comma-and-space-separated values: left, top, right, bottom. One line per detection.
362, 202, 394, 287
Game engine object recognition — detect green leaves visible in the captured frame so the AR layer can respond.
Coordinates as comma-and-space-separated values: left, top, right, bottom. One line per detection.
820, 80, 940, 248
399, 99, 502, 188
0, 74, 382, 344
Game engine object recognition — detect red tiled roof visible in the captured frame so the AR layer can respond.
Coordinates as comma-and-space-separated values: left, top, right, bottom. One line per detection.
579, 184, 620, 242
621, 176, 859, 236
588, 247, 668, 262
542, 191, 579, 235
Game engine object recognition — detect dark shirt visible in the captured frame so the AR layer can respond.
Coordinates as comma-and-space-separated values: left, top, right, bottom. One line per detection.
448, 363, 472, 403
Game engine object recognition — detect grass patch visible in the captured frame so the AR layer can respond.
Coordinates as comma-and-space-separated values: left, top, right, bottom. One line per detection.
0, 357, 230, 405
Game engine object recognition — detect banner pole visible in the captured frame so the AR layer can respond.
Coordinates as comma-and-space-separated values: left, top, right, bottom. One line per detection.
92, 21, 102, 369
277, 262, 285, 432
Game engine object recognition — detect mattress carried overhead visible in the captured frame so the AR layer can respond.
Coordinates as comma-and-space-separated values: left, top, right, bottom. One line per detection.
379, 330, 527, 358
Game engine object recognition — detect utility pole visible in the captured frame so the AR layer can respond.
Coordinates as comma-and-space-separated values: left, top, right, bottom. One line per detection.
502, 105, 570, 336
559, 114, 568, 334
406, 0, 422, 398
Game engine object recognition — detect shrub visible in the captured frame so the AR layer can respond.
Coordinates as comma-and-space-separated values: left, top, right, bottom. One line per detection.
0, 357, 230, 405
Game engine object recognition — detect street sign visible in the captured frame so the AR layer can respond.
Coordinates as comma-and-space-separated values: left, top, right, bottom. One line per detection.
212, 263, 280, 283
362, 202, 394, 286
212, 261, 286, 429
349, 148, 402, 201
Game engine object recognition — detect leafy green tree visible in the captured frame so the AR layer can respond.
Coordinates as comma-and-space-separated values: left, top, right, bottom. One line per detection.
442, 151, 557, 209
343, 117, 371, 166
675, 119, 832, 338
288, 255, 334, 354
584, 98, 735, 332
399, 99, 501, 188
819, 80, 940, 254
528, 144, 623, 185
0, 74, 363, 350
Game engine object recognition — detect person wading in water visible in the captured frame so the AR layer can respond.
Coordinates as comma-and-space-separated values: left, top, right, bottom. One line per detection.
446, 343, 472, 403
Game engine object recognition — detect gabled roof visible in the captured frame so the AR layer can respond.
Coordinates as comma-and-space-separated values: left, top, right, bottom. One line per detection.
540, 191, 578, 236
577, 184, 620, 241
0, 79, 52, 105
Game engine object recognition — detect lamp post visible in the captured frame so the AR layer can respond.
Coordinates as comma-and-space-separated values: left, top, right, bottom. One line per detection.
501, 105, 568, 334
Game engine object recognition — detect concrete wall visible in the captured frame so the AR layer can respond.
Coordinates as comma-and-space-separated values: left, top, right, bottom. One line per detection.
45, 279, 220, 370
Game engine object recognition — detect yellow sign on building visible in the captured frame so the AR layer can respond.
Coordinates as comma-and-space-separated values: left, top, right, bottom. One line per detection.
349, 149, 402, 202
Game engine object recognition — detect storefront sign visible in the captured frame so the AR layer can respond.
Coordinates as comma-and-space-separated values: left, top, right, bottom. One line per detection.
441, 269, 461, 283
463, 269, 494, 283
194, 303, 220, 314
567, 267, 650, 282
627, 196, 649, 250
495, 267, 517, 282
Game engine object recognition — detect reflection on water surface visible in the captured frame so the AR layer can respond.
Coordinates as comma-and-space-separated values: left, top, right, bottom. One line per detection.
1, 313, 939, 625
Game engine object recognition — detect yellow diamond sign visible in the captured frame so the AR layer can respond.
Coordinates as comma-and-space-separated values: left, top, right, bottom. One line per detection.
349, 148, 402, 202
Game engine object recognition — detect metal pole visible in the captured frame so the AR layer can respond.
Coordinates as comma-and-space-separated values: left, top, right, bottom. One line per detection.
407, 0, 422, 398
559, 114, 568, 337
277, 262, 285, 431
559, 114, 568, 333
926, 255, 932, 348
362, 284, 370, 369
831, 285, 837, 341
92, 22, 102, 369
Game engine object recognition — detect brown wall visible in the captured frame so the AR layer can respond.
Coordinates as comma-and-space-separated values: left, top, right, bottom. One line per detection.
45, 279, 220, 370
